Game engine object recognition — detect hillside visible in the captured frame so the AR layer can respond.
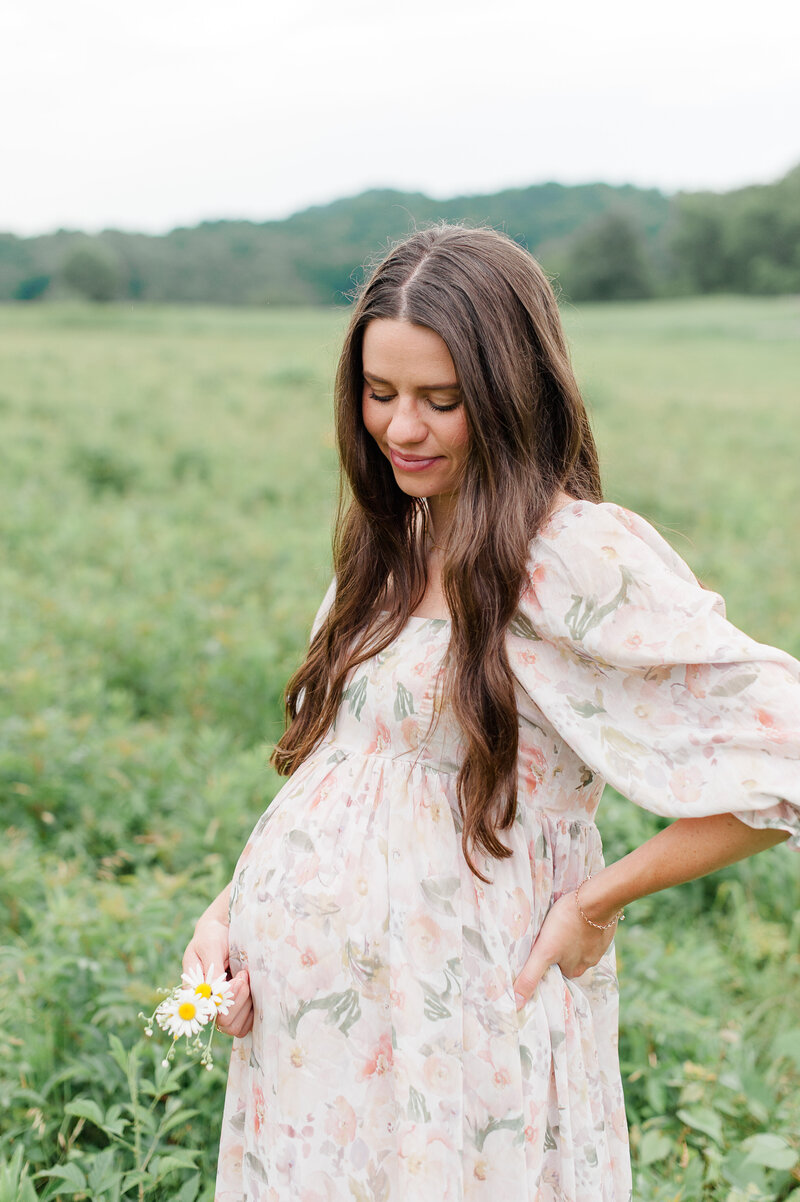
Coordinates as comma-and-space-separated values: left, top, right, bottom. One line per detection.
0, 181, 670, 304
1, 166, 798, 303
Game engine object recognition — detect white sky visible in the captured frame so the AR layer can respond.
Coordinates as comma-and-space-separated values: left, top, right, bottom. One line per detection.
1, 0, 798, 236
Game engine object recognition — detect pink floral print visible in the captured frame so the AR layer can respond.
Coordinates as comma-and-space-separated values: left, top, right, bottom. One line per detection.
215, 500, 800, 1202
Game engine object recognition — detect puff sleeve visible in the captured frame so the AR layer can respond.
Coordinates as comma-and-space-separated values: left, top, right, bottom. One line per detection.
509, 501, 800, 848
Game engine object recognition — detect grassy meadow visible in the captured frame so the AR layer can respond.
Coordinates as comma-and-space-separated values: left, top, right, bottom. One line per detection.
1, 296, 799, 1201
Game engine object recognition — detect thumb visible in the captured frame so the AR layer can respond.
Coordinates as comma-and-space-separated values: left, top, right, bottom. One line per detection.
182, 945, 203, 977
513, 941, 555, 1010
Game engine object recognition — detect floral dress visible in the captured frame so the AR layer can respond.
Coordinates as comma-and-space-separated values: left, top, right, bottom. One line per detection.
215, 500, 800, 1202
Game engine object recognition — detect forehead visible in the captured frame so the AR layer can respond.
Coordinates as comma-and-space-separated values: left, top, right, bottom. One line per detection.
361, 319, 458, 385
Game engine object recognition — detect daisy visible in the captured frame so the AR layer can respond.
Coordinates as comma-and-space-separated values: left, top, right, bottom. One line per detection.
156, 989, 215, 1039
140, 963, 234, 1072
182, 962, 235, 1016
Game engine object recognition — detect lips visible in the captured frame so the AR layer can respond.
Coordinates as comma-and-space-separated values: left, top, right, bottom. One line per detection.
389, 449, 443, 472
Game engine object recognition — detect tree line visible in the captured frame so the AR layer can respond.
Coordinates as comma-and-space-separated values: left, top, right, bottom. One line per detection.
2, 165, 798, 305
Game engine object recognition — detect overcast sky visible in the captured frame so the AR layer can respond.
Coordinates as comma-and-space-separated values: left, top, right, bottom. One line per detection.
2, 0, 798, 236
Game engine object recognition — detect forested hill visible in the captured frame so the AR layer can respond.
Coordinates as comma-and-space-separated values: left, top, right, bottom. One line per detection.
2, 166, 799, 304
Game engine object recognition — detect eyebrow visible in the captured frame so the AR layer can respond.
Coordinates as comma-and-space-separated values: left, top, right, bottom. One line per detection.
363, 370, 460, 391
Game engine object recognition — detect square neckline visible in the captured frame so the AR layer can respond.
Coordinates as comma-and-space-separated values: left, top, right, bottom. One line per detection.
395, 498, 586, 625
380, 610, 451, 626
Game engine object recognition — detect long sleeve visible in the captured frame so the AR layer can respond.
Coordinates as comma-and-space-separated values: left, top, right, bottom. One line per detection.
508, 501, 800, 849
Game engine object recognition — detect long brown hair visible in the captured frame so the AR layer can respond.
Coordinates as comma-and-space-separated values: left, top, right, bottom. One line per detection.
272, 223, 602, 882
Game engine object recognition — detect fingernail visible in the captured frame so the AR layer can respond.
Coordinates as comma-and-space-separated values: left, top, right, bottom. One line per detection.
514, 991, 526, 1010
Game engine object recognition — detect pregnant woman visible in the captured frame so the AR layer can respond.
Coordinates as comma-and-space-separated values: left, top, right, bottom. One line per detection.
183, 224, 800, 1202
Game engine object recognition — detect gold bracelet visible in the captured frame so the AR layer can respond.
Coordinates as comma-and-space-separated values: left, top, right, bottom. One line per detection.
574, 875, 625, 930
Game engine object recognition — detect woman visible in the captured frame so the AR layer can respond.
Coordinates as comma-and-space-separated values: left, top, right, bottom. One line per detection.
184, 224, 799, 1202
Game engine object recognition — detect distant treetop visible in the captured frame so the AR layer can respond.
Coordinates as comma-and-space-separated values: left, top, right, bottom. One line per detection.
2, 165, 798, 304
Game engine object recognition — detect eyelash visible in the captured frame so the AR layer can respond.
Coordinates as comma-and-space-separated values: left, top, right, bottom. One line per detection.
367, 389, 461, 414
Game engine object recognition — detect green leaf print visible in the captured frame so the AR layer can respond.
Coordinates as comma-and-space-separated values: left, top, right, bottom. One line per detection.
420, 875, 460, 916
591, 959, 618, 992
254, 866, 276, 892
544, 1122, 558, 1152
327, 988, 362, 1034
244, 1152, 269, 1183
533, 832, 551, 862
709, 671, 759, 696
565, 566, 633, 642
287, 828, 315, 853
393, 681, 415, 720
422, 982, 452, 1021
343, 674, 368, 720
407, 1085, 432, 1123
346, 939, 385, 986
443, 957, 463, 999
419, 956, 461, 1021
285, 988, 362, 1038
509, 611, 541, 640
347, 1177, 374, 1202
600, 725, 650, 759
568, 693, 606, 719
463, 925, 491, 960
253, 811, 273, 837
474, 1113, 525, 1152
519, 1042, 533, 1079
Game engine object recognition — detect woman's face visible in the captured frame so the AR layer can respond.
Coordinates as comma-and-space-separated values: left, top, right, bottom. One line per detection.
361, 319, 469, 503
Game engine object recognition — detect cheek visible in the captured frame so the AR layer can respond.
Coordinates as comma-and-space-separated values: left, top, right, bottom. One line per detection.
447, 413, 470, 458
361, 393, 389, 443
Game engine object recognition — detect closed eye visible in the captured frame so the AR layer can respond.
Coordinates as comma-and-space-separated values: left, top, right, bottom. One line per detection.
426, 399, 462, 413
366, 388, 462, 414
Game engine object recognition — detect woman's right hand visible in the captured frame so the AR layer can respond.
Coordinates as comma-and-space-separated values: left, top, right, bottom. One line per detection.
182, 886, 254, 1038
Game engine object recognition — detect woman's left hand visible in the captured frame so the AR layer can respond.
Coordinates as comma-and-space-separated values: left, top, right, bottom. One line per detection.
512, 890, 617, 1010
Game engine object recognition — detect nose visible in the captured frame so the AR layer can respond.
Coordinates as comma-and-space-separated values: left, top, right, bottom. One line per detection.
386, 397, 428, 446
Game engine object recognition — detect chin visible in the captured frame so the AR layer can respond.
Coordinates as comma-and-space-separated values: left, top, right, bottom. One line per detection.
391, 476, 446, 500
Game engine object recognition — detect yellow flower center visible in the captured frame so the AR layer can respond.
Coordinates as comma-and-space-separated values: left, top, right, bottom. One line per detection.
195, 983, 213, 998
178, 1001, 197, 1021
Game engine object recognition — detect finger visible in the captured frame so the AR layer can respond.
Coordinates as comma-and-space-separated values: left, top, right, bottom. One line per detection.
513, 946, 555, 1010
220, 998, 254, 1039
228, 969, 250, 1004
217, 971, 250, 1025
217, 974, 253, 1037
182, 934, 229, 978
181, 941, 203, 977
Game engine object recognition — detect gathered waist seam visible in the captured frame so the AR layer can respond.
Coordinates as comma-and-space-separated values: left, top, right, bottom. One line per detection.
313, 742, 602, 825
317, 740, 457, 776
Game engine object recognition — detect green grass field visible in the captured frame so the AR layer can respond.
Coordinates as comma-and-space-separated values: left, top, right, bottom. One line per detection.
1, 297, 799, 1201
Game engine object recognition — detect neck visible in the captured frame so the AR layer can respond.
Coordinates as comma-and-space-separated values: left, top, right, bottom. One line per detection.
428, 492, 457, 545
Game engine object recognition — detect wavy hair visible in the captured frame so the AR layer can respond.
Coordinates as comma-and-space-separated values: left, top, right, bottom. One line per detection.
272, 223, 602, 882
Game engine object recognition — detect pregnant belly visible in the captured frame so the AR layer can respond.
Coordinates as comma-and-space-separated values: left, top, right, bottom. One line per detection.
227, 742, 609, 1017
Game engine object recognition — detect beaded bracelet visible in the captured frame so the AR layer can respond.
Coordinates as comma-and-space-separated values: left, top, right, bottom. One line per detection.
574, 875, 625, 930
